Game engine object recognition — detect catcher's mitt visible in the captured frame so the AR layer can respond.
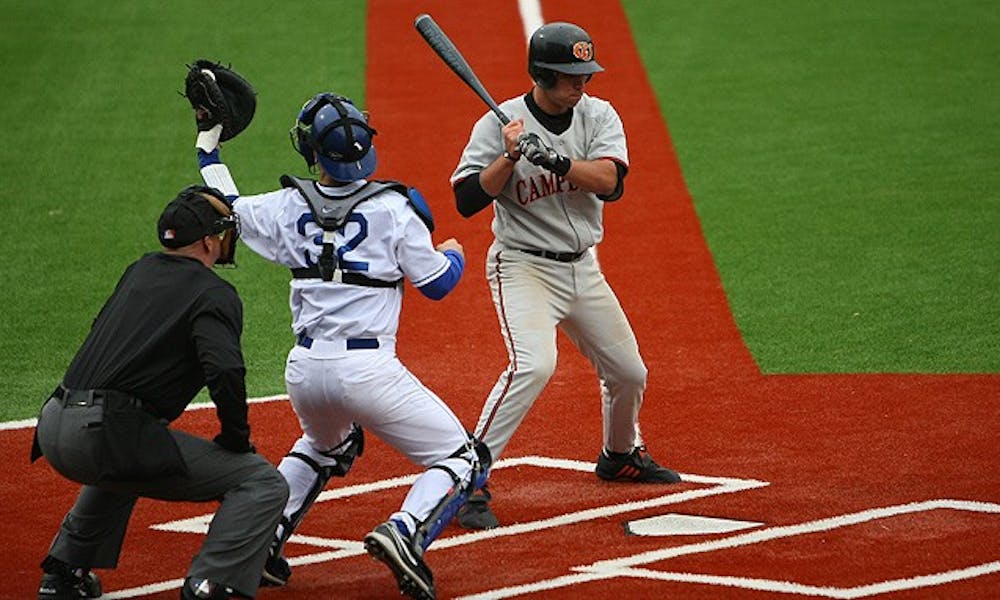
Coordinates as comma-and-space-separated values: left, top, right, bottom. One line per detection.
184, 59, 256, 142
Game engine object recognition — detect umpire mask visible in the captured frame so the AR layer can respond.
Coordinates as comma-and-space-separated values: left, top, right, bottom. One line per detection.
158, 185, 241, 266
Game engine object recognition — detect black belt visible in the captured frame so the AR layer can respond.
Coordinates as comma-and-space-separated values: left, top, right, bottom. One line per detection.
296, 333, 380, 350
53, 386, 143, 409
290, 267, 401, 288
517, 248, 586, 263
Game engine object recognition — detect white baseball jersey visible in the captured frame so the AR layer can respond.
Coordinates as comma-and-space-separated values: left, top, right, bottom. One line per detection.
228, 178, 479, 552
199, 130, 485, 569
233, 181, 452, 341
451, 93, 628, 254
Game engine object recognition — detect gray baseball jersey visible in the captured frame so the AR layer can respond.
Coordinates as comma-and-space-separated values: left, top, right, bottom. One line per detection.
451, 93, 628, 254
451, 92, 645, 463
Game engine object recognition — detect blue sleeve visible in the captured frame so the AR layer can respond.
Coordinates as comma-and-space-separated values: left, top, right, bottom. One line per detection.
417, 249, 464, 300
197, 148, 221, 168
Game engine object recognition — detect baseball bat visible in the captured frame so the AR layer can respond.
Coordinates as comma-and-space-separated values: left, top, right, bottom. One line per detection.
414, 13, 511, 125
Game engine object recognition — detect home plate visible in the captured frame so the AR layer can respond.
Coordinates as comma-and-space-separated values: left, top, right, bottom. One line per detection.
625, 513, 763, 536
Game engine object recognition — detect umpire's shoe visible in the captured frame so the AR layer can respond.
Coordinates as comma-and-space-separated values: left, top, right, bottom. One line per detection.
260, 546, 291, 587
181, 577, 242, 599
457, 486, 499, 530
38, 556, 101, 600
595, 446, 682, 483
364, 519, 436, 600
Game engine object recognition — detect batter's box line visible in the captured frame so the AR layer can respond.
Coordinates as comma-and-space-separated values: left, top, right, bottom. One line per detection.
456, 499, 1000, 599
150, 455, 767, 537
279, 455, 768, 555
110, 456, 765, 598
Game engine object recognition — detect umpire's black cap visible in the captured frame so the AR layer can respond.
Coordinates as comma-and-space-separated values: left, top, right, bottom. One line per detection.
157, 185, 231, 248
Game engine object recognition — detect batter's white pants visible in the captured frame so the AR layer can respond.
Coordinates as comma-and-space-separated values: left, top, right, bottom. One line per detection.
475, 244, 647, 460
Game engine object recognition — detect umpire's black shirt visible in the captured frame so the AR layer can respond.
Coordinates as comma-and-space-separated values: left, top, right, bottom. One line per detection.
62, 252, 251, 451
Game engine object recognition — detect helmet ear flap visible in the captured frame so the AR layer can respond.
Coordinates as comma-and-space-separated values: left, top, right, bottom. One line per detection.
529, 65, 557, 89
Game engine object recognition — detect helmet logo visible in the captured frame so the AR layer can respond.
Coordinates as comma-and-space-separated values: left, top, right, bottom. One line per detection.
572, 41, 594, 61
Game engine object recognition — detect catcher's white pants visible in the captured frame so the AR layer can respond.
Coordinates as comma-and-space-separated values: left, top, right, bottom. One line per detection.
280, 339, 474, 532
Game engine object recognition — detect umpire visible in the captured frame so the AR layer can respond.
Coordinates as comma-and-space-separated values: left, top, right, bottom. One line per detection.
31, 186, 288, 600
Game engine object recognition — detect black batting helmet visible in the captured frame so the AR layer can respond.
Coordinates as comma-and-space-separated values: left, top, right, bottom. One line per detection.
527, 22, 604, 89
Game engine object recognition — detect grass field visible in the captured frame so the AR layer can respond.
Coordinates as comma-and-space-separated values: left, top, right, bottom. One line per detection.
1, 1, 997, 421
0, 1, 367, 420
625, 0, 999, 373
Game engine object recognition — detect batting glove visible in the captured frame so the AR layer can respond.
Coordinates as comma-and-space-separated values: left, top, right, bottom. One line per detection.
517, 133, 571, 177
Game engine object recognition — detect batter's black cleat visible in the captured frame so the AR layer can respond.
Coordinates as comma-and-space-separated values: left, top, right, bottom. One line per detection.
260, 547, 291, 587
457, 486, 499, 530
38, 556, 102, 599
364, 520, 436, 600
595, 446, 682, 483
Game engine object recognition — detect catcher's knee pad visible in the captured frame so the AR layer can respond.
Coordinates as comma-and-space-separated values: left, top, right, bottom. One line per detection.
319, 423, 365, 476
412, 437, 491, 551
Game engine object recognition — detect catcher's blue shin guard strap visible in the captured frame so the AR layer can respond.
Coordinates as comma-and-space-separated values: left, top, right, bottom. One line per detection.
412, 439, 491, 552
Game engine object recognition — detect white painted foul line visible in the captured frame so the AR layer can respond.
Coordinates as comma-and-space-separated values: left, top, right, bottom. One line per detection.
0, 394, 289, 431
457, 499, 1000, 599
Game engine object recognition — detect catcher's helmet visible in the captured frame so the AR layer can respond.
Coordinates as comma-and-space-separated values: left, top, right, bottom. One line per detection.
528, 22, 604, 89
290, 93, 378, 182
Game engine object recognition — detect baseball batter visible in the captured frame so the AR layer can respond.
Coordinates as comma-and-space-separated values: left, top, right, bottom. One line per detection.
193, 91, 487, 599
450, 22, 681, 530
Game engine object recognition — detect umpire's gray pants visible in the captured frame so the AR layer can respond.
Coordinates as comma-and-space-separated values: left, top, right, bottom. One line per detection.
41, 402, 288, 598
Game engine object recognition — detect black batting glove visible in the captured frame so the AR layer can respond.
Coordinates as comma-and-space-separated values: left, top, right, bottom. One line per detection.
518, 133, 571, 177
517, 132, 551, 164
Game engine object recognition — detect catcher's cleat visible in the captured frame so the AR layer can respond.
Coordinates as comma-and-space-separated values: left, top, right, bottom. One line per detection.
595, 446, 682, 483
260, 548, 291, 587
457, 487, 499, 530
364, 520, 436, 600
38, 556, 101, 600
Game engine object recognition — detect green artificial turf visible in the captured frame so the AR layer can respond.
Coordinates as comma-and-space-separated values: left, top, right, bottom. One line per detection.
1, 2, 997, 421
624, 0, 1000, 373
0, 1, 366, 420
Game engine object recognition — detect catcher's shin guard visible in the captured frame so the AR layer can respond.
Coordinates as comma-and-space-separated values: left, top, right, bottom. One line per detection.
272, 425, 365, 555
411, 439, 491, 552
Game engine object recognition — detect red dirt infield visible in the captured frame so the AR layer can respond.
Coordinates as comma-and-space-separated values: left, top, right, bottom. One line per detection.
3, 1, 997, 598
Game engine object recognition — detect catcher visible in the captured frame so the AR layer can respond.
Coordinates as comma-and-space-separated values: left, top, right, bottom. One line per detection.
182, 61, 489, 600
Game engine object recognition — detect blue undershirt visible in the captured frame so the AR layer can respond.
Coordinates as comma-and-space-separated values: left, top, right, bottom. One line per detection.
418, 250, 464, 300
